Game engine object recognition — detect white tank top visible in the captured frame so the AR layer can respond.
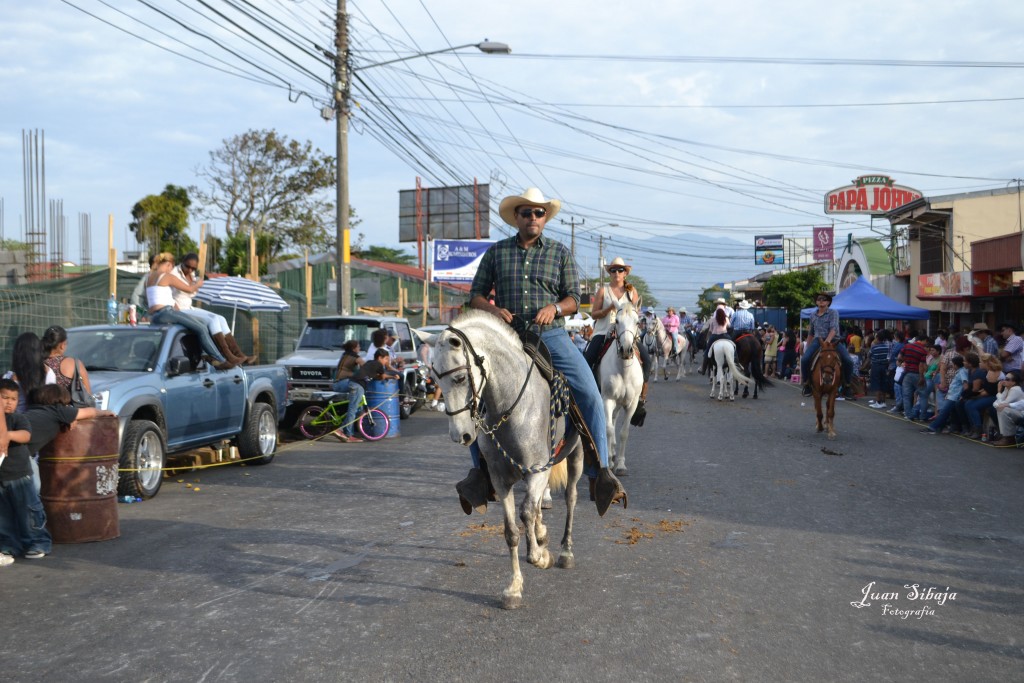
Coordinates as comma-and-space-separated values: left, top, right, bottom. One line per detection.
146, 273, 175, 308
593, 286, 633, 336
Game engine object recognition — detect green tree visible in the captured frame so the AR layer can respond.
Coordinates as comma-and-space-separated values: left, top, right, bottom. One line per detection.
354, 244, 416, 266
129, 184, 196, 256
761, 267, 829, 328
190, 129, 336, 262
218, 231, 282, 277
696, 285, 729, 320
583, 275, 658, 309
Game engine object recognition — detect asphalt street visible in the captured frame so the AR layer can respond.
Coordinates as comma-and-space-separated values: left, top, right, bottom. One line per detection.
1, 369, 1022, 682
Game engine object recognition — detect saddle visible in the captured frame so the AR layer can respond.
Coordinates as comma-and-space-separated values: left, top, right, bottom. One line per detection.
516, 330, 627, 515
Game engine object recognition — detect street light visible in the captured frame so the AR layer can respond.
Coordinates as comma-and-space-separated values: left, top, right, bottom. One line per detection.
332, 17, 511, 313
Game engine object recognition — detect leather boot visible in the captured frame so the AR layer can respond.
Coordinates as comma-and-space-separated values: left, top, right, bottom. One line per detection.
205, 355, 237, 370
226, 333, 258, 365
455, 467, 493, 515
593, 467, 628, 516
213, 333, 246, 366
699, 356, 709, 376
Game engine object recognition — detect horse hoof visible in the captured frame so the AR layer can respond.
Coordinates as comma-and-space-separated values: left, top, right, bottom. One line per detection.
556, 553, 575, 569
502, 594, 523, 610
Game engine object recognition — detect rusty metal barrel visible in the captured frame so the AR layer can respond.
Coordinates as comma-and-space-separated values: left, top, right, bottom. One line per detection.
39, 415, 121, 543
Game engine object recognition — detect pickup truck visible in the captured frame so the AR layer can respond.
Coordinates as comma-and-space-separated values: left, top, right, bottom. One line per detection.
67, 324, 288, 499
275, 314, 428, 426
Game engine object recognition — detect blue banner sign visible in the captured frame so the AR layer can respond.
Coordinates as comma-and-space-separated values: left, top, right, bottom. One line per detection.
432, 240, 495, 283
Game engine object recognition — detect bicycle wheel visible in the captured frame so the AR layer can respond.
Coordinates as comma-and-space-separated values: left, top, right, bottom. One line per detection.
358, 408, 391, 441
298, 405, 335, 440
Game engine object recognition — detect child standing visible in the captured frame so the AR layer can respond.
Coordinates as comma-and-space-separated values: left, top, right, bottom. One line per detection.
0, 379, 51, 565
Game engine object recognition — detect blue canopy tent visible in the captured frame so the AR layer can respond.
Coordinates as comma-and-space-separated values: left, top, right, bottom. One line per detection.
800, 276, 930, 320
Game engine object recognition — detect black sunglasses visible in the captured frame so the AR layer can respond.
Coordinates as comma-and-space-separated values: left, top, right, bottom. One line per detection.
608, 267, 627, 273
517, 208, 547, 219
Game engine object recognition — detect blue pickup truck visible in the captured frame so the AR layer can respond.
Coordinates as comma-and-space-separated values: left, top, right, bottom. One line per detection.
67, 324, 288, 499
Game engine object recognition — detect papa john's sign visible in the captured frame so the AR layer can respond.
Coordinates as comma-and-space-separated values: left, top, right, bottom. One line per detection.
825, 175, 923, 215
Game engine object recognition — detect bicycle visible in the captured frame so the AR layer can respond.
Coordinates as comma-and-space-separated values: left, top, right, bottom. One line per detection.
297, 390, 391, 441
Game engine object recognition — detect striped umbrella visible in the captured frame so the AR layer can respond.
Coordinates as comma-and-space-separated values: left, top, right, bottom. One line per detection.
193, 276, 289, 332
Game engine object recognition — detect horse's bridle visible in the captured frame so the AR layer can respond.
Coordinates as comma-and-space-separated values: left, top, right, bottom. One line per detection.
433, 324, 536, 431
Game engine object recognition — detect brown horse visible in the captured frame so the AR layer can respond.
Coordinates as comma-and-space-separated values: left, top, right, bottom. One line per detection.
811, 340, 842, 439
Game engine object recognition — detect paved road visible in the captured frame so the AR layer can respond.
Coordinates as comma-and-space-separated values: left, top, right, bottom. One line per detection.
2, 370, 1022, 682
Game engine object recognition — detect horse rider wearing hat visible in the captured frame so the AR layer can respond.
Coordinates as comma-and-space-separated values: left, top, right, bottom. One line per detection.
463, 188, 626, 514
699, 297, 732, 376
801, 292, 856, 399
731, 299, 756, 339
662, 307, 682, 355
586, 256, 653, 409
678, 306, 694, 330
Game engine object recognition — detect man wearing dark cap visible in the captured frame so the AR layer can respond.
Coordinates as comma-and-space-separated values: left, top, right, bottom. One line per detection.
998, 322, 1023, 372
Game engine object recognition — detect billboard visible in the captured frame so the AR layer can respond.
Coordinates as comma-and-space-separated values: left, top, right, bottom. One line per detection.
431, 240, 494, 283
813, 226, 834, 261
824, 175, 923, 215
754, 234, 784, 266
399, 183, 490, 242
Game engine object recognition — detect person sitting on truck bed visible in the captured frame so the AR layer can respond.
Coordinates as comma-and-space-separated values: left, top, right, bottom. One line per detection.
146, 253, 233, 370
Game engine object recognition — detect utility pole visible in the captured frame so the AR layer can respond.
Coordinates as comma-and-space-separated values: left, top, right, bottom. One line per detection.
598, 235, 606, 290
334, 0, 351, 314
560, 216, 583, 262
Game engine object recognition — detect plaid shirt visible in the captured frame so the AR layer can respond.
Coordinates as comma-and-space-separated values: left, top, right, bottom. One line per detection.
808, 307, 839, 340
469, 233, 579, 329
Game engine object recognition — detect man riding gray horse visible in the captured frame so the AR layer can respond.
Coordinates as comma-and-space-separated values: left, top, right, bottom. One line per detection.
457, 187, 627, 516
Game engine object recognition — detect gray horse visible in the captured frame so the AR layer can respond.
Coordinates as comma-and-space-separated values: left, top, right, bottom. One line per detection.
416, 310, 585, 609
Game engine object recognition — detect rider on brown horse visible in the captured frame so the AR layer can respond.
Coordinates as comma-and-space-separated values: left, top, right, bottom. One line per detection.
801, 292, 856, 400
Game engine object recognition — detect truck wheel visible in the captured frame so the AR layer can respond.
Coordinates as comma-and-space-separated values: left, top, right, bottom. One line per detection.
238, 402, 277, 466
119, 419, 165, 499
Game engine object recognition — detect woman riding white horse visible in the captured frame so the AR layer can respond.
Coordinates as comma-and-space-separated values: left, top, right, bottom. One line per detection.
584, 257, 651, 409
598, 304, 643, 476
699, 299, 732, 376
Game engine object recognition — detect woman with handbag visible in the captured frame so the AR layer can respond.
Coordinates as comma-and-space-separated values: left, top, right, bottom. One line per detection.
41, 326, 94, 407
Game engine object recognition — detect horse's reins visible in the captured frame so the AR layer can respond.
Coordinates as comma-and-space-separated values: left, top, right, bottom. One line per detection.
433, 319, 570, 475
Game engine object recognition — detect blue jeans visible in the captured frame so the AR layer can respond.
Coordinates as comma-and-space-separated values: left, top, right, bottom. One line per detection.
151, 307, 225, 362
800, 337, 854, 385
927, 399, 961, 433
902, 372, 921, 417
964, 395, 997, 429
913, 376, 937, 419
344, 382, 365, 437
472, 326, 610, 477
0, 475, 52, 556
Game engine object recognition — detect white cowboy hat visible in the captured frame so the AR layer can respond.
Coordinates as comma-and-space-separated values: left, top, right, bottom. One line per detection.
737, 300, 752, 309
498, 187, 562, 227
679, 307, 686, 312
714, 297, 727, 305
605, 256, 632, 273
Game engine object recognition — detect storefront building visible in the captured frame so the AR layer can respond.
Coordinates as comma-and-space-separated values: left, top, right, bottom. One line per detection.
886, 185, 1024, 331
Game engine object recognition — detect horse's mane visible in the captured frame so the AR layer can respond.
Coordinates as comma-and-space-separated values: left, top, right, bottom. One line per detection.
447, 308, 523, 350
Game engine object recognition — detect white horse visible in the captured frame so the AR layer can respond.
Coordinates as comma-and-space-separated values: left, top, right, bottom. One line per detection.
647, 315, 689, 381
708, 338, 754, 401
416, 311, 585, 610
599, 305, 643, 477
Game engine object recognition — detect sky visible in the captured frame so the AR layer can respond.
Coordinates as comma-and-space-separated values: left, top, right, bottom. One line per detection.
2, 0, 1024, 311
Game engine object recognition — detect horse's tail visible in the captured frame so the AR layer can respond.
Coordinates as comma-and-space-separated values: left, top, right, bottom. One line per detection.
548, 458, 568, 492
721, 346, 754, 388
